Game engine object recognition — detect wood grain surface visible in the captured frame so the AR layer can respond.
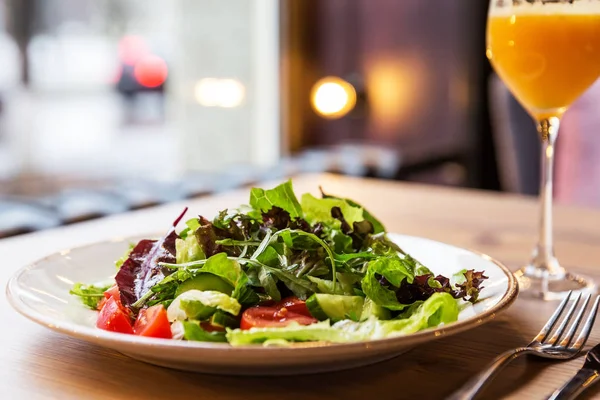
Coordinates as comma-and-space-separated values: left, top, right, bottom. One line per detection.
2, 173, 600, 400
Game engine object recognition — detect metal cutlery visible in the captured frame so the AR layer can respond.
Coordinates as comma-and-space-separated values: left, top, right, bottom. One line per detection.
448, 291, 600, 400
547, 342, 600, 400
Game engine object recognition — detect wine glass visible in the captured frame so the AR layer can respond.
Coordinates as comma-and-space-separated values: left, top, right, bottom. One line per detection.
486, 0, 600, 299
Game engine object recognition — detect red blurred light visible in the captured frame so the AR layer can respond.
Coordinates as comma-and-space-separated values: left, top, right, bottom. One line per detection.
118, 35, 149, 65
133, 55, 168, 88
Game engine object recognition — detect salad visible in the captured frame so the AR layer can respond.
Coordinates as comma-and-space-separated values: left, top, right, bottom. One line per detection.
70, 180, 487, 346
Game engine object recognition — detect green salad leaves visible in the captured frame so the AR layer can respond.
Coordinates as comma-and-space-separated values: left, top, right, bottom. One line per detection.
71, 180, 488, 345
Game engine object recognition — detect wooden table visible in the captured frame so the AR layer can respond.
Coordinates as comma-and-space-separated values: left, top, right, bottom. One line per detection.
2, 173, 600, 400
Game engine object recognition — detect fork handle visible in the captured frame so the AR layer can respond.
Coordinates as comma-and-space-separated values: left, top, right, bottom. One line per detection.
547, 368, 600, 400
447, 347, 532, 400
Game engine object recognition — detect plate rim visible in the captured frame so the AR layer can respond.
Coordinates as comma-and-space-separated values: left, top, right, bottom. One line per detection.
6, 232, 519, 353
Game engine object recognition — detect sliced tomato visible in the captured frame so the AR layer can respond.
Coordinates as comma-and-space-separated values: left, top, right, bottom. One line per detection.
274, 297, 312, 317
240, 306, 317, 330
96, 297, 134, 334
97, 297, 108, 311
97, 285, 121, 311
134, 305, 172, 339
104, 285, 120, 300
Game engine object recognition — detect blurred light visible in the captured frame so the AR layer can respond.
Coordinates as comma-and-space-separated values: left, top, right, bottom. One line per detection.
310, 77, 356, 119
118, 35, 149, 66
194, 78, 245, 108
133, 55, 168, 88
365, 57, 425, 139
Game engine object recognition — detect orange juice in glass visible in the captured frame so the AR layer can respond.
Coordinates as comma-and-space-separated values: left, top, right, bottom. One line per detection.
486, 0, 600, 299
488, 4, 600, 120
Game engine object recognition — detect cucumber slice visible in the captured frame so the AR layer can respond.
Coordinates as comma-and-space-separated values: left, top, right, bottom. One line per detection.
306, 293, 364, 322
176, 273, 234, 297
210, 311, 239, 329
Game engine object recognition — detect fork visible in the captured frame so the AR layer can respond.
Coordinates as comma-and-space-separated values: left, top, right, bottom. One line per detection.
448, 291, 600, 400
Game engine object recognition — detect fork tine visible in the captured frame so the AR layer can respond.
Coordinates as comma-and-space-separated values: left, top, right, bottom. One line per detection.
559, 294, 591, 347
533, 290, 572, 343
571, 295, 600, 351
545, 293, 581, 345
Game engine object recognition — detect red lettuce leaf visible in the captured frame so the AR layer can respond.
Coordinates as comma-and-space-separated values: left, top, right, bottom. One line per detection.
261, 206, 321, 234
331, 206, 374, 250
115, 208, 187, 307
380, 269, 488, 305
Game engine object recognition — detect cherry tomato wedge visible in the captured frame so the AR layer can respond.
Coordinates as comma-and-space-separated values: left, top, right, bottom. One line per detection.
133, 305, 172, 339
240, 306, 317, 330
96, 297, 133, 334
97, 285, 121, 311
274, 297, 312, 317
104, 285, 121, 300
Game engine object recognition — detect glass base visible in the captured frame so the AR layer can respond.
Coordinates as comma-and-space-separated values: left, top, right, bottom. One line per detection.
515, 265, 596, 301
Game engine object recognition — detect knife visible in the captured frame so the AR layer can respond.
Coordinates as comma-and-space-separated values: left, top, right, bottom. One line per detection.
548, 343, 600, 400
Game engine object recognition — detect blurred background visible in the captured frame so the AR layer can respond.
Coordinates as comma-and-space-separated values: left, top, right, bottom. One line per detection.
1, 0, 599, 238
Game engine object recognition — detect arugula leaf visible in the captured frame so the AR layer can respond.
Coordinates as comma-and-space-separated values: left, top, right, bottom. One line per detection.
265, 266, 316, 299
256, 246, 281, 268
258, 266, 281, 301
236, 284, 260, 305
146, 268, 193, 308
249, 180, 303, 219
301, 193, 364, 229
70, 282, 112, 310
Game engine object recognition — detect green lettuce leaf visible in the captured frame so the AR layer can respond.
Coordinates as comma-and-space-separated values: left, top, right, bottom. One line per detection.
331, 230, 353, 253
200, 253, 248, 300
320, 189, 386, 234
226, 321, 360, 346
361, 257, 414, 310
227, 293, 459, 345
307, 274, 354, 295
333, 292, 459, 339
451, 268, 468, 286
167, 289, 242, 321
176, 235, 205, 264
178, 218, 202, 239
301, 193, 364, 228
181, 321, 227, 342
249, 180, 303, 219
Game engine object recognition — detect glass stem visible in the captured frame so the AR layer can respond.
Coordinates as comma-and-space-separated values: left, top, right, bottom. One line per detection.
529, 117, 563, 276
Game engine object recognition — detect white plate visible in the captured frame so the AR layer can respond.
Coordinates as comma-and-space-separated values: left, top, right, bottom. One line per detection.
6, 233, 518, 375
